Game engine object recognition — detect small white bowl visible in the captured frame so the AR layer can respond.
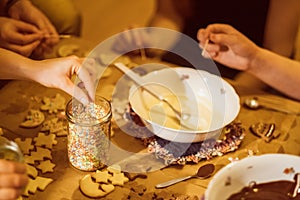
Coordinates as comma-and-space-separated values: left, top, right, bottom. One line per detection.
128, 67, 240, 143
205, 154, 300, 200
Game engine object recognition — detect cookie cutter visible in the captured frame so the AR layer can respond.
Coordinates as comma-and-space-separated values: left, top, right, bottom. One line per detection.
250, 122, 280, 143
0, 136, 23, 162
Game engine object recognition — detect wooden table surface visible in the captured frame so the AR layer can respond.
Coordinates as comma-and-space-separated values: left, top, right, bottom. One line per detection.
0, 56, 300, 200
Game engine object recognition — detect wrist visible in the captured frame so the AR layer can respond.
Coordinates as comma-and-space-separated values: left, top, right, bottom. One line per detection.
247, 47, 266, 75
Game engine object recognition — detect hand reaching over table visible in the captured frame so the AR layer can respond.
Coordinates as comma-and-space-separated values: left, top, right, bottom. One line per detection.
0, 48, 96, 104
0, 159, 28, 200
197, 23, 300, 101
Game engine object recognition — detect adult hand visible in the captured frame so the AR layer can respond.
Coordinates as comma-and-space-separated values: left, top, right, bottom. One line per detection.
31, 56, 97, 105
197, 24, 260, 71
0, 159, 28, 200
0, 17, 43, 57
7, 0, 59, 57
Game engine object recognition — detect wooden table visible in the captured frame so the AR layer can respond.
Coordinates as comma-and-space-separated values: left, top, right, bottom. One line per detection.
0, 57, 300, 200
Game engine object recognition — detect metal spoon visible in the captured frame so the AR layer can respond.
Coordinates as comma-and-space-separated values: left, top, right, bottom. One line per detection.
114, 62, 195, 130
244, 97, 299, 115
155, 163, 215, 189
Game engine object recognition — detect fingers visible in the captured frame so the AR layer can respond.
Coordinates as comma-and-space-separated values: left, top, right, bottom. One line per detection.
78, 58, 97, 101
72, 85, 93, 105
0, 160, 27, 174
198, 24, 237, 58
4, 40, 41, 57
0, 187, 23, 200
0, 173, 28, 188
61, 56, 96, 104
0, 160, 28, 199
5, 20, 43, 45
205, 24, 235, 35
14, 20, 42, 35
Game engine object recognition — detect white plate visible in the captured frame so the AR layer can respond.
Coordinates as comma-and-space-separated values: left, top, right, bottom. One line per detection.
205, 153, 300, 200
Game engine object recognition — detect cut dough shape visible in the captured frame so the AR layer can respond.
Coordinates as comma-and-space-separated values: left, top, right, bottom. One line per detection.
33, 132, 57, 149
40, 93, 66, 114
20, 109, 45, 128
14, 138, 34, 155
36, 160, 56, 173
22, 176, 53, 197
92, 170, 112, 183
79, 174, 115, 198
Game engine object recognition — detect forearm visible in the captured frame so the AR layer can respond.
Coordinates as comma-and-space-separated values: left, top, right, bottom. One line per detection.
248, 48, 300, 100
0, 48, 36, 80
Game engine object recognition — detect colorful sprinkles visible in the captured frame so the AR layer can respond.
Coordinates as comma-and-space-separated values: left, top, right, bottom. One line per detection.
66, 100, 111, 171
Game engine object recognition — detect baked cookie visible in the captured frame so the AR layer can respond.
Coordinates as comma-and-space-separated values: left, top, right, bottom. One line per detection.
108, 172, 129, 186
22, 176, 53, 197
14, 138, 34, 155
107, 164, 122, 174
20, 109, 45, 128
40, 93, 66, 114
41, 117, 68, 136
92, 170, 112, 184
23, 146, 52, 164
80, 174, 115, 198
26, 164, 38, 178
33, 132, 57, 149
36, 160, 56, 173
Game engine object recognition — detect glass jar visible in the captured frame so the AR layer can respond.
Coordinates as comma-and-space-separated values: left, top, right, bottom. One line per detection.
65, 96, 112, 171
0, 136, 23, 162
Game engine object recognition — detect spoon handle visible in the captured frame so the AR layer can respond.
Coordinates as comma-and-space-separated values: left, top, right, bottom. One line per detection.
155, 175, 193, 189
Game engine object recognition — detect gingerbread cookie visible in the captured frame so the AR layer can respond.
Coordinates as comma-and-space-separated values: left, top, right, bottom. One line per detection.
80, 174, 115, 198
108, 172, 129, 186
14, 138, 34, 155
40, 93, 66, 114
24, 147, 52, 164
92, 170, 112, 184
107, 164, 122, 174
26, 164, 38, 178
22, 176, 53, 197
41, 117, 68, 136
36, 160, 56, 173
33, 132, 57, 149
20, 109, 45, 128
34, 147, 52, 160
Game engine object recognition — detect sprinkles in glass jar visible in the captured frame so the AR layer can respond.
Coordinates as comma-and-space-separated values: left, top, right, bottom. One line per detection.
65, 96, 112, 171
